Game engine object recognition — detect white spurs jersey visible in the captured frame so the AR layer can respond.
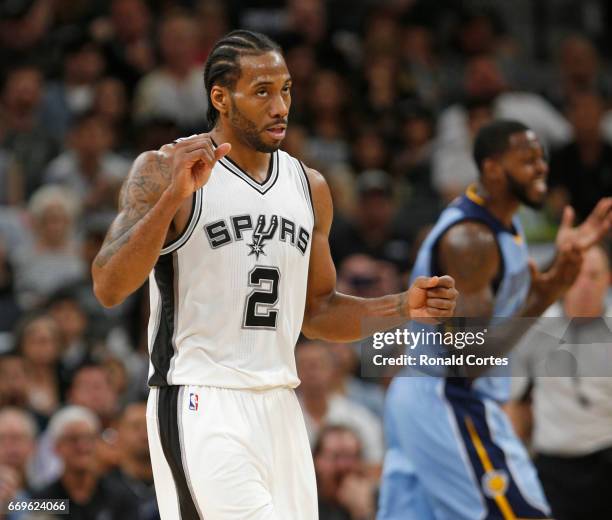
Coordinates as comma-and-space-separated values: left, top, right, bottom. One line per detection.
147, 148, 315, 389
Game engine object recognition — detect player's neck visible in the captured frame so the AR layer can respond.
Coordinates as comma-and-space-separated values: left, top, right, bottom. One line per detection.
210, 125, 272, 183
475, 183, 519, 228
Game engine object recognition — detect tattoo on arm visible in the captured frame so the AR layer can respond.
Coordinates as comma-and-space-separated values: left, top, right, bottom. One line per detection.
94, 153, 170, 268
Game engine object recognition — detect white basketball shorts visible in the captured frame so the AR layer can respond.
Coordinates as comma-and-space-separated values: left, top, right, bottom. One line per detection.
146, 385, 318, 519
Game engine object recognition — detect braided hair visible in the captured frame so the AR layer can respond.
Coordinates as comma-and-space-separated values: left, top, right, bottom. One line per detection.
203, 30, 281, 129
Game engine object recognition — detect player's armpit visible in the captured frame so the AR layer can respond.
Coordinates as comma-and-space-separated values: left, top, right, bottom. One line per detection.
300, 166, 339, 338
438, 221, 500, 318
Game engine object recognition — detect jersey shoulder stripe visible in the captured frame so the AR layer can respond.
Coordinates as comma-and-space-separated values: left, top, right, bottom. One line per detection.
293, 157, 315, 221
160, 189, 203, 255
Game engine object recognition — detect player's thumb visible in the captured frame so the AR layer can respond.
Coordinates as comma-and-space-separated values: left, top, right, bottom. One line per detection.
560, 205, 575, 230
413, 276, 439, 289
214, 142, 232, 160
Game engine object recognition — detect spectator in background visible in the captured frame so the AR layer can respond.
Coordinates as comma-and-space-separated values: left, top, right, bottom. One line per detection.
351, 130, 389, 173
286, 0, 329, 49
12, 186, 83, 309
195, 0, 229, 63
432, 95, 494, 202
549, 91, 612, 223
314, 425, 377, 520
0, 354, 45, 430
336, 254, 402, 299
107, 402, 159, 520
34, 406, 137, 519
14, 313, 63, 422
40, 36, 106, 139
93, 77, 131, 152
296, 341, 384, 469
304, 70, 351, 169
391, 103, 442, 235
328, 341, 385, 420
29, 362, 121, 490
132, 117, 180, 155
0, 64, 59, 201
67, 363, 119, 431
133, 12, 206, 131
361, 52, 400, 128
435, 55, 571, 164
283, 41, 318, 125
330, 171, 412, 271
0, 239, 21, 343
548, 34, 612, 110
398, 22, 445, 111
66, 220, 133, 344
391, 103, 435, 177
0, 0, 53, 66
47, 289, 93, 388
0, 407, 37, 517
44, 112, 129, 217
94, 0, 155, 93
509, 244, 612, 520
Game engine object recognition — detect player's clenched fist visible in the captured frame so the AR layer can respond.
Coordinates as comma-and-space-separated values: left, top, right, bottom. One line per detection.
404, 275, 458, 322
162, 133, 231, 200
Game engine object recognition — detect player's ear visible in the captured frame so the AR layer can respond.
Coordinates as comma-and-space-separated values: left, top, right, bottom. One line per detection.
210, 85, 230, 118
483, 158, 502, 182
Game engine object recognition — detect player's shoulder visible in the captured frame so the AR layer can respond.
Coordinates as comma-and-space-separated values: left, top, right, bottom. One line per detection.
118, 148, 173, 210
296, 162, 327, 199
128, 146, 172, 182
441, 220, 496, 247
287, 160, 331, 230
438, 221, 499, 275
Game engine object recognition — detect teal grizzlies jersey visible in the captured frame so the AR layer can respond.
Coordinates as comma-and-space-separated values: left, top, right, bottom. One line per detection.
379, 187, 549, 520
408, 185, 531, 402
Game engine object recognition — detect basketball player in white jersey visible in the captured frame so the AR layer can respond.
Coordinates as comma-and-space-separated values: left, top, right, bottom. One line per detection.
92, 30, 458, 519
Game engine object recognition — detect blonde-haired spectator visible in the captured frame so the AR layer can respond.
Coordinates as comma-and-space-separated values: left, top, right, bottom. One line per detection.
12, 186, 84, 309
32, 405, 136, 519
133, 12, 206, 130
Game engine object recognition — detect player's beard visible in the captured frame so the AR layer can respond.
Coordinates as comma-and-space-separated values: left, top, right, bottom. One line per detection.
229, 96, 284, 153
504, 169, 545, 210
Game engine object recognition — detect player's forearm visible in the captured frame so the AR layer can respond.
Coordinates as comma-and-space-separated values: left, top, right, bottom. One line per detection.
92, 190, 183, 307
520, 286, 561, 318
302, 291, 409, 342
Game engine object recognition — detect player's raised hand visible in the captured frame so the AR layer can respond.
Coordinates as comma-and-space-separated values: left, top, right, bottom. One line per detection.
528, 242, 583, 304
163, 133, 231, 200
556, 198, 612, 252
404, 275, 458, 323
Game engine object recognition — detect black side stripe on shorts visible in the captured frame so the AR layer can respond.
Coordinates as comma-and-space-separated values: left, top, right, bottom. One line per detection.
148, 253, 176, 386
157, 386, 202, 520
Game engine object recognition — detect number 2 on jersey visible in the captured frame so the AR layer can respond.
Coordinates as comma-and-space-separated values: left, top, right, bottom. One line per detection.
243, 266, 280, 329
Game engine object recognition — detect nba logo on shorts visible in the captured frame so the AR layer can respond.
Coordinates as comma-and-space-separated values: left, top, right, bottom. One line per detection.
189, 393, 199, 411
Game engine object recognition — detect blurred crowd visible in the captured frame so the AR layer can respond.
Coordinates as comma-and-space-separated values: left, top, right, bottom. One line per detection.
1, 0, 611, 519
